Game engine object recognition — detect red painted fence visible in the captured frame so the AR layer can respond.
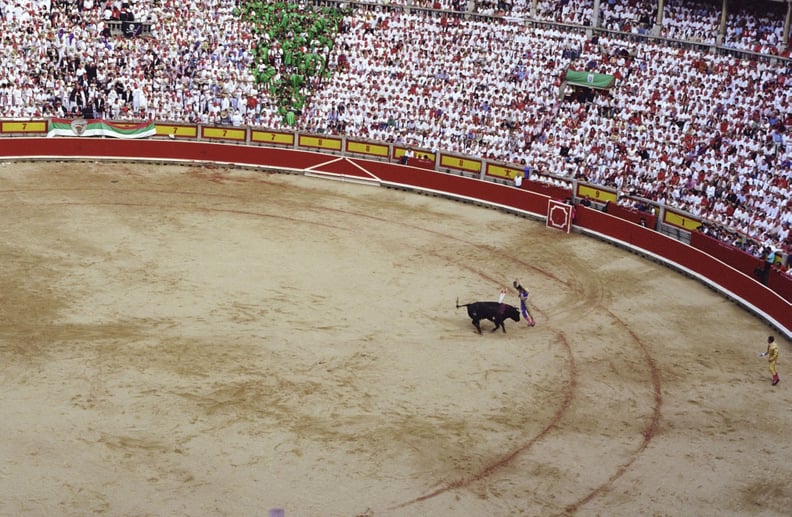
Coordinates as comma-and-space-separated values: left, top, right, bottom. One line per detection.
1, 137, 789, 337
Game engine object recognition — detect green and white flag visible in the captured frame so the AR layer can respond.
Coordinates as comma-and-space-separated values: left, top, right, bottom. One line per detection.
47, 118, 157, 138
564, 70, 616, 90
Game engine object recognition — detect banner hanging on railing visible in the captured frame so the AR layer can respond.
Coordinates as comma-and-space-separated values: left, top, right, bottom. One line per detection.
47, 118, 156, 139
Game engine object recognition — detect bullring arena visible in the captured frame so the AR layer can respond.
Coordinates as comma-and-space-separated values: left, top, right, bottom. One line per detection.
2, 0, 792, 514
1, 159, 790, 516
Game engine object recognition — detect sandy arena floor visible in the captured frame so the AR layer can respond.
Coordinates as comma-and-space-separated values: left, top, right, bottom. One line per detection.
0, 161, 790, 517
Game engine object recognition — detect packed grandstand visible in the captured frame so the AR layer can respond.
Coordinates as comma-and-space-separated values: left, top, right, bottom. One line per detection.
1, 0, 790, 271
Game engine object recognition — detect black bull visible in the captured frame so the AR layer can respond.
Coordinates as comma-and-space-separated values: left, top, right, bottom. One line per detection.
456, 300, 520, 334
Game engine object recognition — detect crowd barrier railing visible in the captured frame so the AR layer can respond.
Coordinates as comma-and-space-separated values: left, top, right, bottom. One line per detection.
309, 0, 791, 65
0, 133, 789, 338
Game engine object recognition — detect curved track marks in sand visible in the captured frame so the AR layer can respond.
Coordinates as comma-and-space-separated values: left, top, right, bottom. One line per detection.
1, 179, 662, 514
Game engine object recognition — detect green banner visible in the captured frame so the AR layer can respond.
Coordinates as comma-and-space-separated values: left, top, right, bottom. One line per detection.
565, 70, 616, 89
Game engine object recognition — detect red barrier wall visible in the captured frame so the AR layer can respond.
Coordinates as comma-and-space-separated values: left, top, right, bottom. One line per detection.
605, 202, 658, 229
567, 208, 790, 333
355, 158, 551, 215
690, 231, 764, 278
522, 179, 573, 200
0, 137, 333, 171
690, 231, 792, 300
768, 269, 792, 302
3, 138, 790, 335
404, 157, 434, 170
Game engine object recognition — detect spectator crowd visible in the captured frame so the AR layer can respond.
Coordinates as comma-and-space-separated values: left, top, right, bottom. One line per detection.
0, 0, 790, 262
482, 0, 791, 55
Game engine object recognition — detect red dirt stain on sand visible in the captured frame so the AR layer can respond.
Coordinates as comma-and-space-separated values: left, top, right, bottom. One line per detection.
388, 331, 577, 511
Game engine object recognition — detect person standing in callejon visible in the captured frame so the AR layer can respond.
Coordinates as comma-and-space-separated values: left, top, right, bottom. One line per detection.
759, 336, 780, 385
513, 279, 536, 327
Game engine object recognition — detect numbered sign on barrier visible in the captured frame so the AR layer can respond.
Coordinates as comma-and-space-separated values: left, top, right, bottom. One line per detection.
546, 199, 574, 233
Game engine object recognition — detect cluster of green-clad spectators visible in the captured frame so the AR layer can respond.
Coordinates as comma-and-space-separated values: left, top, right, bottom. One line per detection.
234, 1, 346, 125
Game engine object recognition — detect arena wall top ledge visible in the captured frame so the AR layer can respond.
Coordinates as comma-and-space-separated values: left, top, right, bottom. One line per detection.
1, 134, 789, 339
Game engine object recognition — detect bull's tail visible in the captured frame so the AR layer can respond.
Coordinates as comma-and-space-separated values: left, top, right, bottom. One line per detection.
456, 297, 471, 309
